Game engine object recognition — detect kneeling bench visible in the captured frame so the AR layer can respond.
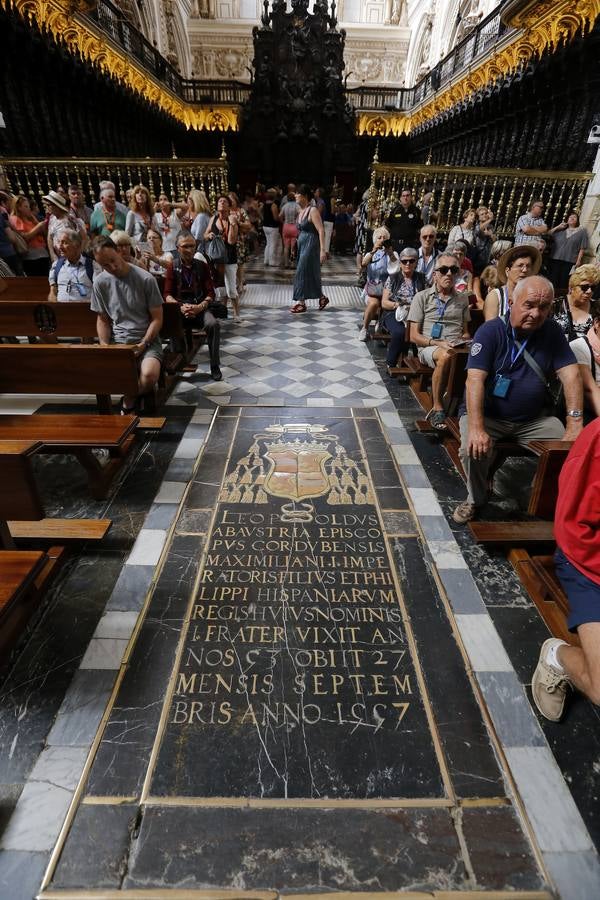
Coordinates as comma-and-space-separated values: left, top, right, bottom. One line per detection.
0, 440, 111, 550
0, 414, 141, 500
0, 343, 140, 413
0, 548, 66, 664
508, 548, 579, 647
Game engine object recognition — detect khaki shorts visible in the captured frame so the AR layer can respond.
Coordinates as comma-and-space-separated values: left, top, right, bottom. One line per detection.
417, 345, 438, 368
119, 338, 163, 362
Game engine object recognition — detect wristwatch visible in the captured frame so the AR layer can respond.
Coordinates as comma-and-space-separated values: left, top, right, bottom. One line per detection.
566, 409, 583, 418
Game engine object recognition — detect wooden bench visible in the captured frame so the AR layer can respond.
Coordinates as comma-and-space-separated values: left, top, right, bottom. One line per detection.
508, 549, 579, 646
468, 521, 555, 544
0, 440, 111, 549
527, 440, 572, 519
406, 348, 470, 417
441, 418, 571, 520
0, 277, 49, 302
0, 414, 140, 499
0, 343, 140, 413
0, 300, 97, 339
0, 548, 67, 663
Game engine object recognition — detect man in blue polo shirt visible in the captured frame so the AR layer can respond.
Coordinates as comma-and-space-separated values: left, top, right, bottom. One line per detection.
453, 275, 584, 524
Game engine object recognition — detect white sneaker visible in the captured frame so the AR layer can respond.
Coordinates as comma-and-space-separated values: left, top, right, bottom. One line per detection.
532, 638, 571, 721
358, 326, 368, 342
233, 316, 242, 324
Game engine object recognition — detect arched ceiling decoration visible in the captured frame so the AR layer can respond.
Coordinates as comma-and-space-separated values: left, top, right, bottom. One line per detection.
140, 0, 419, 86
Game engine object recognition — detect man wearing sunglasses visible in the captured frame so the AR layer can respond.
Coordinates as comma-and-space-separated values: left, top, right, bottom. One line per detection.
453, 275, 583, 525
408, 253, 471, 430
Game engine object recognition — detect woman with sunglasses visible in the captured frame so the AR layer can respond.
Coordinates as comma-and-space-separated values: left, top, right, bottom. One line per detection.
553, 265, 599, 340
380, 247, 426, 368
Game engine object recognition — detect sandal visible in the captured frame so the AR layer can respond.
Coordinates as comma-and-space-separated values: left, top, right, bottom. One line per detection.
119, 396, 137, 416
428, 409, 447, 430
318, 295, 329, 310
290, 302, 307, 314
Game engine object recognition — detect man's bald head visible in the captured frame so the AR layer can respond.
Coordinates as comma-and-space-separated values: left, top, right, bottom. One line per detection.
510, 276, 555, 333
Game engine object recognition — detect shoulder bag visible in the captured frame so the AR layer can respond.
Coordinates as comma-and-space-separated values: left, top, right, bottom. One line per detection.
206, 216, 227, 264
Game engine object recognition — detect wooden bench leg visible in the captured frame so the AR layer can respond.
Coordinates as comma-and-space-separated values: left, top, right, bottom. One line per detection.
96, 393, 113, 414
72, 435, 136, 500
0, 520, 16, 550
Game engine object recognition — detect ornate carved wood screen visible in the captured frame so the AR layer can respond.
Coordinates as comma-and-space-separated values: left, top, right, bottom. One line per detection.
240, 0, 356, 185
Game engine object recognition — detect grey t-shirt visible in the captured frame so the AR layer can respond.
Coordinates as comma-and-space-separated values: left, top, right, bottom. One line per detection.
91, 264, 163, 343
408, 286, 470, 341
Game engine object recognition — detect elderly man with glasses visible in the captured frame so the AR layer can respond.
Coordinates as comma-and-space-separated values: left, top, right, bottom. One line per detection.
407, 253, 471, 430
416, 225, 439, 286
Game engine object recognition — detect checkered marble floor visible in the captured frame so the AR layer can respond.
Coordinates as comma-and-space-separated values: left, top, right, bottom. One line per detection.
244, 251, 359, 286
241, 283, 363, 309
171, 307, 391, 409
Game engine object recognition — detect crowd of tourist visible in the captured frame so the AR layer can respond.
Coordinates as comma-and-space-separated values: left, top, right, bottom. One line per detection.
1, 175, 600, 724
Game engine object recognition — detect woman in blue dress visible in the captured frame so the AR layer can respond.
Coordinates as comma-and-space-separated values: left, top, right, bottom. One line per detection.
290, 184, 328, 313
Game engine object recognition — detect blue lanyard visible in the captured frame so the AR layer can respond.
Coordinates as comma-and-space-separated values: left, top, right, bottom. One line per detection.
497, 316, 529, 373
509, 329, 529, 367
435, 295, 449, 319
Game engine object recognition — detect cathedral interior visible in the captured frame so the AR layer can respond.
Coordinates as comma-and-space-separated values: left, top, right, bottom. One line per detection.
1, 1, 600, 898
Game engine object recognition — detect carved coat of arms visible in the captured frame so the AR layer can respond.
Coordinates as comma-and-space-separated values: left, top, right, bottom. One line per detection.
219, 424, 373, 520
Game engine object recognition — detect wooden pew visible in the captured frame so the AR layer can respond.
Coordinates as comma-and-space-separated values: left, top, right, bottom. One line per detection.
468, 521, 555, 544
442, 418, 571, 521
0, 299, 184, 341
0, 414, 139, 500
0, 548, 66, 664
0, 343, 140, 413
0, 277, 49, 302
0, 300, 200, 381
0, 300, 97, 339
527, 440, 573, 519
508, 549, 579, 647
0, 440, 110, 549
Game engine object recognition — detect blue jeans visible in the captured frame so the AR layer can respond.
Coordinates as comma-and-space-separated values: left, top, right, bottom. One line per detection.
382, 311, 407, 366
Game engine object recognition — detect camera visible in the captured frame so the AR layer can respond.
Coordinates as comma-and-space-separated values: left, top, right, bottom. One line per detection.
383, 239, 393, 249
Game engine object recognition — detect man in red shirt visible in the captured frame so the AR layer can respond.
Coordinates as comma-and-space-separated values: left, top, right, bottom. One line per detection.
164, 232, 222, 380
532, 418, 600, 719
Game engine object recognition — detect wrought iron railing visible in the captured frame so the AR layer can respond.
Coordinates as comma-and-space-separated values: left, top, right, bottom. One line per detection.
86, 0, 511, 113
91, 0, 182, 94
346, 86, 407, 112
181, 81, 251, 106
369, 162, 593, 239
0, 158, 229, 208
